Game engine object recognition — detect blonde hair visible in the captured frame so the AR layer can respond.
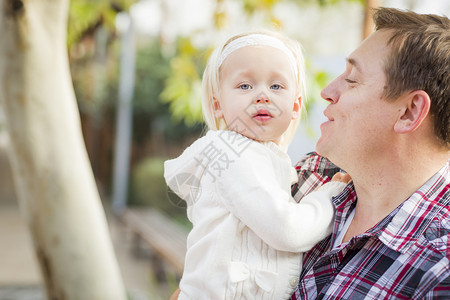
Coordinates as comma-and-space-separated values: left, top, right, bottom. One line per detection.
201, 30, 307, 148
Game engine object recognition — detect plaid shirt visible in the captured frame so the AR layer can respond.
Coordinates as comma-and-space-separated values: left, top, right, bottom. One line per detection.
291, 152, 341, 202
291, 153, 450, 299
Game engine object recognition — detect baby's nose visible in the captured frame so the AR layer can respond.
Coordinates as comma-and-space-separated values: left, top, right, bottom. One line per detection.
255, 92, 270, 104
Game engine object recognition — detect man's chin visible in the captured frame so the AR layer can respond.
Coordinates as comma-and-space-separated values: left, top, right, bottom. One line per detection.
315, 143, 337, 164
315, 139, 327, 157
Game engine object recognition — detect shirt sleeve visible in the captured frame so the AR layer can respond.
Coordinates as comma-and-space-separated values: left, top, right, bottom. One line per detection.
216, 145, 345, 253
291, 152, 342, 202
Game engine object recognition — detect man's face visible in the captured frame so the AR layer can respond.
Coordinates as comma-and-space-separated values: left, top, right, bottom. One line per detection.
316, 30, 401, 168
216, 45, 300, 145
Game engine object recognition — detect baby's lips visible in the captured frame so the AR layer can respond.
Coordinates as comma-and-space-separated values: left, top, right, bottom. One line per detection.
254, 108, 272, 117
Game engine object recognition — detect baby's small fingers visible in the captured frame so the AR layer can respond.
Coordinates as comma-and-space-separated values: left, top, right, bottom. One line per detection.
331, 172, 343, 181
340, 173, 352, 184
331, 172, 352, 183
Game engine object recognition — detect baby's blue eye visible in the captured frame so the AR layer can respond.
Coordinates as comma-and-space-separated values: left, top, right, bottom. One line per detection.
239, 84, 251, 90
271, 84, 281, 90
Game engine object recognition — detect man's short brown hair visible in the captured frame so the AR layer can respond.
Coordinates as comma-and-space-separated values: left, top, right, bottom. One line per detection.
374, 7, 450, 146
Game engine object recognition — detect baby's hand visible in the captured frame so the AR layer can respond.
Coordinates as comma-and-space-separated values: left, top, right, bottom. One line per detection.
331, 172, 352, 184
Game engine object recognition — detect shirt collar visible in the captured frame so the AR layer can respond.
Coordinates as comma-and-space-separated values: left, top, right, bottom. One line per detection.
331, 161, 450, 253
330, 183, 357, 248
379, 161, 449, 253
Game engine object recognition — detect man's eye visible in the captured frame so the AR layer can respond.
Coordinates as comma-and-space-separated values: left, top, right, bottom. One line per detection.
345, 78, 357, 85
271, 84, 282, 90
239, 84, 251, 90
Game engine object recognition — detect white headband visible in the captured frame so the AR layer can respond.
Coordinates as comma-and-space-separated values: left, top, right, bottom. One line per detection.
218, 34, 298, 77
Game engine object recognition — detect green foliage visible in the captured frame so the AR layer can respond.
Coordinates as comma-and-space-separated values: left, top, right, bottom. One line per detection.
132, 40, 203, 143
133, 42, 172, 114
242, 0, 283, 14
161, 38, 206, 126
304, 61, 331, 113
130, 157, 188, 223
70, 35, 120, 116
288, 0, 363, 6
129, 157, 166, 206
71, 33, 202, 144
301, 62, 332, 137
67, 0, 135, 47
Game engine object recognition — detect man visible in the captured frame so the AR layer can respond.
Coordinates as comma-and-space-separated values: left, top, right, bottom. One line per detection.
291, 7, 449, 299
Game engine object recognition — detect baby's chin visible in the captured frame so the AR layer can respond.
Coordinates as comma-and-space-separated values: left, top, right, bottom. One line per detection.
232, 130, 281, 145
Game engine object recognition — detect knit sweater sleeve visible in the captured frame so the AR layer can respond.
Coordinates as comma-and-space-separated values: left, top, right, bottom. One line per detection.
216, 143, 344, 253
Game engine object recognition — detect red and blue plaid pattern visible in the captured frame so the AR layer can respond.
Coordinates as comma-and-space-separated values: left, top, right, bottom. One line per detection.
291, 152, 341, 202
291, 153, 449, 299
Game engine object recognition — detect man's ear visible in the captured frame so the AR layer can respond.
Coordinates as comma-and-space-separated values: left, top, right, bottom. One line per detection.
213, 97, 223, 119
292, 96, 302, 120
394, 90, 430, 134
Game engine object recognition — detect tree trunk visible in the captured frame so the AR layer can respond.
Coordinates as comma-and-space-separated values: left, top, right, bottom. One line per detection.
0, 1, 127, 299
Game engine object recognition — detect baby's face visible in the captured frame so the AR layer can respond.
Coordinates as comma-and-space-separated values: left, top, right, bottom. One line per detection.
216, 45, 300, 145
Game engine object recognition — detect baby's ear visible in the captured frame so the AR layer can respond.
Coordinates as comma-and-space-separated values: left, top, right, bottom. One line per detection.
292, 96, 301, 120
213, 97, 224, 119
394, 90, 430, 134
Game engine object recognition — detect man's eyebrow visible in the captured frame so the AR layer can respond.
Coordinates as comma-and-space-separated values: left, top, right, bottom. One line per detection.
346, 57, 362, 73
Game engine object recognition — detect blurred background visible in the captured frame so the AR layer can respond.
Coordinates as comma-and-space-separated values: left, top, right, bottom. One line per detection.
0, 0, 449, 299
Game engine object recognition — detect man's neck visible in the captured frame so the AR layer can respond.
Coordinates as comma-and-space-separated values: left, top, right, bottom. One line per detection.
342, 150, 449, 243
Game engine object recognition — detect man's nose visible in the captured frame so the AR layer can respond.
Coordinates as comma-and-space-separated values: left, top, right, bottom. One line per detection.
321, 78, 340, 104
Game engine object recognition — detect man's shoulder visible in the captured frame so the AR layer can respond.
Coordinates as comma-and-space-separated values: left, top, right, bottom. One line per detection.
418, 175, 450, 257
422, 202, 450, 256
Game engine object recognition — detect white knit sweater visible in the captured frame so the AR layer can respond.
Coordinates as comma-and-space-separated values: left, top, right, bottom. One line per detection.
164, 130, 346, 299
